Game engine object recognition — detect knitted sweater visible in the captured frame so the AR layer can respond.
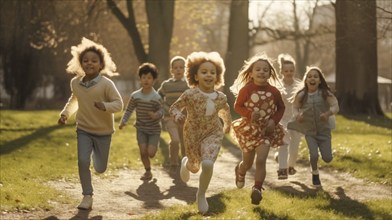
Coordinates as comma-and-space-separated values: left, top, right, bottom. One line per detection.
60, 75, 124, 135
234, 82, 285, 125
157, 78, 189, 117
121, 88, 163, 134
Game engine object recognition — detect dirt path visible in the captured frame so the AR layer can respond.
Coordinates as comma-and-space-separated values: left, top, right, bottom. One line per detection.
2, 146, 391, 220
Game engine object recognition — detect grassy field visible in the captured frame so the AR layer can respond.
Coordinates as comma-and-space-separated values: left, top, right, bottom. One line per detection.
0, 110, 391, 219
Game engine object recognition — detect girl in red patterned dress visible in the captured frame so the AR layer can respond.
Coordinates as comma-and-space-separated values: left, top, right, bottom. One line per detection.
230, 53, 285, 205
170, 51, 231, 214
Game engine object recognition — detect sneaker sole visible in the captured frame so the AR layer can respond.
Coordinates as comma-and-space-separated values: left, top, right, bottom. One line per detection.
251, 190, 262, 205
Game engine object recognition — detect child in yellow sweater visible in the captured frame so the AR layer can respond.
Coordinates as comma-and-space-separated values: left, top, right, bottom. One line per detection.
58, 38, 123, 210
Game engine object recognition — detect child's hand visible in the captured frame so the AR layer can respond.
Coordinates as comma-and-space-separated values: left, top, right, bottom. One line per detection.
58, 115, 67, 125
320, 111, 331, 121
119, 123, 126, 130
94, 102, 106, 111
175, 114, 186, 123
148, 111, 159, 120
265, 119, 275, 134
251, 111, 261, 123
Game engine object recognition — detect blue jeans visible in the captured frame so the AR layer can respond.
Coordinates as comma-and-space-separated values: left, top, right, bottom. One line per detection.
305, 129, 333, 172
77, 129, 112, 195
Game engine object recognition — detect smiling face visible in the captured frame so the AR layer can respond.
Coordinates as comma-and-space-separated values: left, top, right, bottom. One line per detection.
195, 61, 217, 93
251, 60, 271, 86
171, 59, 185, 80
305, 69, 321, 92
81, 51, 103, 80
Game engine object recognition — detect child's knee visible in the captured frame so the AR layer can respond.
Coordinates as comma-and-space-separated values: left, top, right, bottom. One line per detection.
78, 158, 90, 168
322, 155, 333, 163
95, 166, 107, 173
240, 161, 252, 171
201, 160, 214, 169
148, 145, 158, 158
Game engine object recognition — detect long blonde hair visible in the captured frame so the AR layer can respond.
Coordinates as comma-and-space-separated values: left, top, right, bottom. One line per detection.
230, 53, 279, 96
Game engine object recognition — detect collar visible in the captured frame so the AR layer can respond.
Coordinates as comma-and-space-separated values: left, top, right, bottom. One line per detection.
79, 74, 102, 88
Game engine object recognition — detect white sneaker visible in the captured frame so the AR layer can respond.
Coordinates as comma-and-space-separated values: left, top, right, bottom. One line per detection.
274, 152, 279, 163
77, 195, 93, 210
180, 157, 190, 182
196, 191, 208, 214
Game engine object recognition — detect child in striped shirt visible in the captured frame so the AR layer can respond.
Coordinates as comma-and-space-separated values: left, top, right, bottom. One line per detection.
119, 63, 164, 181
157, 56, 189, 168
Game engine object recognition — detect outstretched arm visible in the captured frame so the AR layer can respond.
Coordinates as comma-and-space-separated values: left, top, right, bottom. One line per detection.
169, 92, 187, 123
219, 103, 232, 133
119, 96, 136, 129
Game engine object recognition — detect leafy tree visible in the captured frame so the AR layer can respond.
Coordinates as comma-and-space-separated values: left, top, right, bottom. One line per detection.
0, 1, 57, 109
335, 0, 382, 115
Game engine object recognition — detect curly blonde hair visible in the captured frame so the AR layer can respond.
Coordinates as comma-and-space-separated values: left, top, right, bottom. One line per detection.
185, 51, 225, 89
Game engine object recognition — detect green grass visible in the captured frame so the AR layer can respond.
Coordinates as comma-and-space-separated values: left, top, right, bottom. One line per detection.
295, 114, 392, 185
141, 189, 392, 220
0, 110, 170, 211
0, 110, 391, 219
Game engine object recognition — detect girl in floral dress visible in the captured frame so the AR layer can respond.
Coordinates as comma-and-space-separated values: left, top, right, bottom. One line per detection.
230, 53, 285, 205
169, 51, 231, 214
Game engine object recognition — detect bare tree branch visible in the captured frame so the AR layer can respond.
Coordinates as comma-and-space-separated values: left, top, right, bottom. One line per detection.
377, 6, 392, 14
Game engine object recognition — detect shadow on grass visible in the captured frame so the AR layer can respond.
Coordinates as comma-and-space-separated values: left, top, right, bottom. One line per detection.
342, 114, 392, 130
0, 124, 66, 155
42, 209, 103, 220
124, 177, 198, 209
253, 206, 287, 220
207, 193, 227, 215
272, 183, 383, 219
158, 137, 171, 167
272, 181, 322, 198
326, 186, 377, 219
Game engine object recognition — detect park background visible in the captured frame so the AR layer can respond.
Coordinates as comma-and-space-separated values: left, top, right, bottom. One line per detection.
0, 0, 391, 115
0, 0, 391, 219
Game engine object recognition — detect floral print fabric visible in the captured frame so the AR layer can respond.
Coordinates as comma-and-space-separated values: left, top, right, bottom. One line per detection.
170, 88, 231, 173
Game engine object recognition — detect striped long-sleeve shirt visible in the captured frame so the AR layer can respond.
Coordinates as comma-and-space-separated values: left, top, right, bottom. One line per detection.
157, 78, 189, 117
120, 88, 163, 134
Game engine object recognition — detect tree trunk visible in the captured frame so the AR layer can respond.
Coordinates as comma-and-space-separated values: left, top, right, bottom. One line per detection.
107, 0, 174, 85
145, 1, 174, 85
225, 0, 249, 106
335, 0, 382, 115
